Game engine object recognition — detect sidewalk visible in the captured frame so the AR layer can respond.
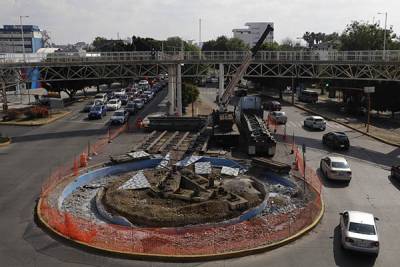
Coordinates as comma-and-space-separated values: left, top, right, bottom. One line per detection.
282, 91, 400, 147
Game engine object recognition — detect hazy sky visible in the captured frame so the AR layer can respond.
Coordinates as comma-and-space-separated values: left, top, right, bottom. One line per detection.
1, 0, 399, 45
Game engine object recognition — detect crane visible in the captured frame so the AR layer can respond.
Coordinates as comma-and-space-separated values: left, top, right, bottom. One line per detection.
218, 24, 274, 110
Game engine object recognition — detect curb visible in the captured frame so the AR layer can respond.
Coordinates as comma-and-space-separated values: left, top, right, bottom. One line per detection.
36, 193, 324, 262
293, 104, 400, 148
0, 111, 71, 126
0, 137, 11, 148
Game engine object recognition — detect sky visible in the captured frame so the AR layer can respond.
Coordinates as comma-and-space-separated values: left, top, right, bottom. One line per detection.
1, 0, 399, 45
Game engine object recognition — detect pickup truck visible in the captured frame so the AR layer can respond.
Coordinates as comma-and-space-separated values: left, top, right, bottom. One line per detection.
391, 165, 400, 180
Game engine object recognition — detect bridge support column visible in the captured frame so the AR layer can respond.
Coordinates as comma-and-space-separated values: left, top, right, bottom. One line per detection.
167, 65, 176, 115
176, 64, 182, 116
218, 63, 224, 100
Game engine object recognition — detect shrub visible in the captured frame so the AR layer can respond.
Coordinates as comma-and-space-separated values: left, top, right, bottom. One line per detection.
3, 109, 22, 121
24, 106, 49, 119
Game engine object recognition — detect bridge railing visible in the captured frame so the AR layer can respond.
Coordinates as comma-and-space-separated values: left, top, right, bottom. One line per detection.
1, 50, 400, 64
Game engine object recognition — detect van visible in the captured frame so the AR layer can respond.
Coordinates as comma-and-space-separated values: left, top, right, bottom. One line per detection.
94, 93, 107, 104
298, 90, 318, 103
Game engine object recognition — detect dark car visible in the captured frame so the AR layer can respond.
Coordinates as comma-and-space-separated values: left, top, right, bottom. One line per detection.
322, 132, 350, 150
120, 95, 129, 105
391, 165, 400, 181
265, 100, 282, 111
83, 100, 96, 112
88, 105, 107, 119
125, 102, 136, 114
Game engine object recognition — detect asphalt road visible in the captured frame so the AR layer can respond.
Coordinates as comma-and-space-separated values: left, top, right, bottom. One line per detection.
0, 88, 399, 266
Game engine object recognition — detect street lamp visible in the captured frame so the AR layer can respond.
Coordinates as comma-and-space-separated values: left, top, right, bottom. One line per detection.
377, 12, 387, 58
19, 15, 29, 63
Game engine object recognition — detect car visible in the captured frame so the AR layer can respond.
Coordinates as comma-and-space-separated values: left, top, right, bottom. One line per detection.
106, 99, 122, 111
83, 100, 103, 112
323, 131, 350, 150
298, 89, 318, 103
320, 156, 352, 182
268, 111, 287, 124
304, 116, 326, 131
88, 105, 107, 119
125, 102, 136, 114
94, 93, 108, 104
391, 165, 400, 180
119, 95, 129, 105
133, 98, 145, 109
143, 90, 155, 100
110, 109, 129, 124
265, 100, 282, 111
339, 210, 379, 256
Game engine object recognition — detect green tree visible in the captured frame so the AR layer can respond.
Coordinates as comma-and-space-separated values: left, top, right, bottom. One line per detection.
182, 83, 199, 107
91, 37, 130, 52
43, 80, 90, 100
202, 36, 249, 51
340, 21, 398, 50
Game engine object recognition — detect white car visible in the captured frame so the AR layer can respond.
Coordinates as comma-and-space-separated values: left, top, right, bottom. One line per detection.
340, 211, 379, 256
143, 90, 155, 100
320, 156, 352, 182
110, 109, 128, 124
133, 98, 145, 109
268, 111, 287, 124
106, 99, 121, 111
304, 116, 326, 130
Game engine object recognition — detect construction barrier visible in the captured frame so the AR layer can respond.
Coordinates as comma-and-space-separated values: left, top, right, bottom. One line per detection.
38, 144, 323, 258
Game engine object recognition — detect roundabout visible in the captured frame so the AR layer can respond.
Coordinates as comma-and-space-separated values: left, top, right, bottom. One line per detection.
37, 152, 324, 261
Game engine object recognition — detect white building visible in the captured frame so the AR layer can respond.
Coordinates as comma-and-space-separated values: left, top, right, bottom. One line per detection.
232, 22, 274, 47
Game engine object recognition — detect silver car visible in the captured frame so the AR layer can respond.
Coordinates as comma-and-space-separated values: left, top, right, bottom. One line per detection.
268, 111, 287, 124
320, 156, 352, 182
340, 210, 379, 256
304, 116, 326, 130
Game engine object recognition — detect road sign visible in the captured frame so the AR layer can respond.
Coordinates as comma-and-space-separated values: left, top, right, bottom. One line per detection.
364, 86, 375, 93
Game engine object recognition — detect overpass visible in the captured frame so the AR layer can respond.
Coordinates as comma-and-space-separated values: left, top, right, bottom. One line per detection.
1, 50, 400, 84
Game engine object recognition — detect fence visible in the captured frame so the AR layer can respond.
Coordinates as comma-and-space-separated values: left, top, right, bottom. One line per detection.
38, 149, 323, 257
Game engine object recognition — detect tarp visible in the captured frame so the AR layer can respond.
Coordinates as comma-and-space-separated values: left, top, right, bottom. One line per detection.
118, 171, 151, 190
195, 162, 212, 175
221, 166, 240, 176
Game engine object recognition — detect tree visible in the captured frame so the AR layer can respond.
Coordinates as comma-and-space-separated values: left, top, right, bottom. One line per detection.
340, 21, 398, 50
43, 80, 90, 100
182, 83, 199, 107
91, 37, 130, 52
202, 36, 249, 51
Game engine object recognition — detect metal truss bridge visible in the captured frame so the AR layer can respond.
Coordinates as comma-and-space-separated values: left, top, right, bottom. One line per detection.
1, 50, 400, 84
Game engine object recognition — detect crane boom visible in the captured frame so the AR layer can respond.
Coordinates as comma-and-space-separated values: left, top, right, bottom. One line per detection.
219, 24, 274, 109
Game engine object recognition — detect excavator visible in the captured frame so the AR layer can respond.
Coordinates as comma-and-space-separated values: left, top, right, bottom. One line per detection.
212, 24, 276, 156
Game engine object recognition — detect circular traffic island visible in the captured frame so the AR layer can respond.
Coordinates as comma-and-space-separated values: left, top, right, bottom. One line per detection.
102, 168, 266, 227
37, 156, 323, 261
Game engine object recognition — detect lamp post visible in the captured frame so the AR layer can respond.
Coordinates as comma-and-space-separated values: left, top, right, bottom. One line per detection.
19, 16, 29, 62
378, 12, 387, 59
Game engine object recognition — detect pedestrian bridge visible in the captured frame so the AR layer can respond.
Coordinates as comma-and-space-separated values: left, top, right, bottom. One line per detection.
1, 50, 400, 83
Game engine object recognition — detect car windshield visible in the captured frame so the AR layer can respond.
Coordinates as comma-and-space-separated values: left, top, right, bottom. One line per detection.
275, 112, 285, 116
315, 119, 324, 122
92, 106, 101, 111
349, 222, 376, 235
109, 100, 117, 104
114, 111, 124, 116
127, 104, 135, 108
331, 161, 349, 168
95, 95, 103, 99
134, 99, 142, 103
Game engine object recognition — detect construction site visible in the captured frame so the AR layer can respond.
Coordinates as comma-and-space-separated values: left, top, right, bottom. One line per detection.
36, 24, 324, 260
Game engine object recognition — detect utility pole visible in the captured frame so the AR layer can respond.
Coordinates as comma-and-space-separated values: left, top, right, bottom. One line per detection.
378, 12, 388, 59
364, 87, 375, 133
19, 16, 29, 62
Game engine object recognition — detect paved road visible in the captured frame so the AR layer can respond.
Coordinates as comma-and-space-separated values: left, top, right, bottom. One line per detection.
1, 89, 399, 266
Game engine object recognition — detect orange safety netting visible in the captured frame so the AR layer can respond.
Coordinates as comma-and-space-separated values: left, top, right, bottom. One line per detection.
38, 122, 323, 256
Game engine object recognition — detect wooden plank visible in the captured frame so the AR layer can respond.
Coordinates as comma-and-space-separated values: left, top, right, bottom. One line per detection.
173, 132, 190, 150
146, 130, 168, 152
158, 131, 179, 153
132, 130, 157, 151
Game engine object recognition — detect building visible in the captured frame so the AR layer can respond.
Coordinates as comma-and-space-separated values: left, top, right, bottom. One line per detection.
0, 25, 43, 53
232, 22, 274, 47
